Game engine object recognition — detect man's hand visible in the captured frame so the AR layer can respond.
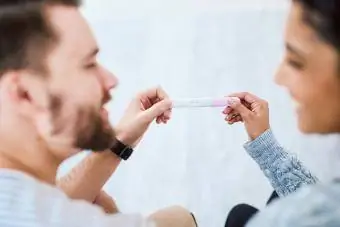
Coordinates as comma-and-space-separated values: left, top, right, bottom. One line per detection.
93, 190, 119, 214
115, 86, 172, 147
223, 92, 270, 140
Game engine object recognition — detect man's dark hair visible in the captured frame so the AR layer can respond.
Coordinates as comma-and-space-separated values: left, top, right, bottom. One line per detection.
0, 0, 81, 75
293, 0, 340, 52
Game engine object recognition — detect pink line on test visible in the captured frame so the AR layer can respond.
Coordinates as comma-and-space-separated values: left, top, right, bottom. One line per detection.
212, 97, 239, 107
212, 99, 228, 107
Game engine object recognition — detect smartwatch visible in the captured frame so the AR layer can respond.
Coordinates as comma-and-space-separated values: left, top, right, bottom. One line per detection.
110, 139, 134, 160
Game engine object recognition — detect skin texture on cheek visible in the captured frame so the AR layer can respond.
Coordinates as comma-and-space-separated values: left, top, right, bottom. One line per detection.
298, 41, 340, 133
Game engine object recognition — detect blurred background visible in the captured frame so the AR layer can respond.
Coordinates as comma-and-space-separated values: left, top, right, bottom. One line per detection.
58, 0, 340, 226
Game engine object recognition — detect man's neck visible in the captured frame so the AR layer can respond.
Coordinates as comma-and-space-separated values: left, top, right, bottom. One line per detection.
0, 134, 60, 185
0, 153, 58, 185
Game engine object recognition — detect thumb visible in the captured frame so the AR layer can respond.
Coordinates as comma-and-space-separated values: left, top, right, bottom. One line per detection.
141, 99, 172, 122
230, 98, 253, 121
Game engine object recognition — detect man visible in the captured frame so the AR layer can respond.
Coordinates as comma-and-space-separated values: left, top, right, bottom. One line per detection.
0, 0, 196, 226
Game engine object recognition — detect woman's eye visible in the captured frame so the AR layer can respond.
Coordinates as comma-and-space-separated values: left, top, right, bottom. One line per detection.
85, 63, 97, 69
287, 59, 304, 70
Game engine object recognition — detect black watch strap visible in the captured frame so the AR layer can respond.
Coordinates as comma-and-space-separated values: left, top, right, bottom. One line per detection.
110, 140, 134, 160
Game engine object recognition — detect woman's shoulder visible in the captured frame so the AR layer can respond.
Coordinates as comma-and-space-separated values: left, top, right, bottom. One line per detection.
247, 181, 340, 227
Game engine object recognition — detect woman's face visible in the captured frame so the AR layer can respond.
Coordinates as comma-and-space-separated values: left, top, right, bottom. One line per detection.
275, 2, 340, 134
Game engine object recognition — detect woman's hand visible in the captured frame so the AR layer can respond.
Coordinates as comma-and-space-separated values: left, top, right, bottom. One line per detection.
223, 92, 270, 140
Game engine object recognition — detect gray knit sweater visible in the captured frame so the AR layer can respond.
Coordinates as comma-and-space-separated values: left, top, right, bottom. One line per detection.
245, 129, 340, 227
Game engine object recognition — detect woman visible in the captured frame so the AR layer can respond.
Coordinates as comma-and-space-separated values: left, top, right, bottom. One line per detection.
222, 0, 340, 226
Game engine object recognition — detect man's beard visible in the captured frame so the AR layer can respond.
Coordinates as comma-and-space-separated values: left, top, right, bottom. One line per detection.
50, 95, 117, 151
74, 108, 116, 151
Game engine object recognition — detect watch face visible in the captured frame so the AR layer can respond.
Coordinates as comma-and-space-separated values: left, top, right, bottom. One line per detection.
111, 140, 133, 160
120, 147, 133, 160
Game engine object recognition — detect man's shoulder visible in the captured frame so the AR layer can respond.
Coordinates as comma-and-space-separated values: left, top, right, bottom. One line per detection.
0, 169, 69, 224
0, 169, 154, 227
248, 181, 340, 227
0, 168, 67, 199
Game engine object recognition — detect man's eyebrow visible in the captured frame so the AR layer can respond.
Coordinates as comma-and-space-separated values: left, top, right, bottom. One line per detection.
83, 47, 99, 61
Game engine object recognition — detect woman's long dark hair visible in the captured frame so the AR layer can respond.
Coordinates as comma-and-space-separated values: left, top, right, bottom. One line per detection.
294, 0, 340, 51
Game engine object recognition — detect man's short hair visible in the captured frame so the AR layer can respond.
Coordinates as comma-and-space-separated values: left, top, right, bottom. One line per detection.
0, 0, 81, 76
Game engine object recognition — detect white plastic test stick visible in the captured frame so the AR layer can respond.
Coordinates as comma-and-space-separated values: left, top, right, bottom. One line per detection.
172, 97, 239, 108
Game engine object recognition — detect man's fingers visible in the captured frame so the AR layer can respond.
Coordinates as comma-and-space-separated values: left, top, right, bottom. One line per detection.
140, 96, 153, 110
94, 191, 119, 214
163, 108, 172, 119
156, 115, 169, 124
140, 86, 169, 102
141, 99, 172, 123
139, 86, 172, 119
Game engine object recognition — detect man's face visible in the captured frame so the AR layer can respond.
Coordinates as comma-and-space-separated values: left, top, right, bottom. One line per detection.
38, 6, 118, 153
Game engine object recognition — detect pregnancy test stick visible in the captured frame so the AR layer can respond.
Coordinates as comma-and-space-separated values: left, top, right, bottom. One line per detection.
172, 97, 239, 108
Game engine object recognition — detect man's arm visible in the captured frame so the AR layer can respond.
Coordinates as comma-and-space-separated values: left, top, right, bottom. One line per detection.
57, 150, 121, 202
93, 189, 120, 214
52, 193, 197, 227
58, 86, 172, 203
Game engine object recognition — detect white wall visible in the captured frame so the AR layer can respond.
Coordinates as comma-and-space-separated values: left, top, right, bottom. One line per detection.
59, 1, 340, 226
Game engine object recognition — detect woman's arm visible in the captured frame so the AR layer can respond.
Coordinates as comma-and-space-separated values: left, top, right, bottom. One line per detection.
244, 129, 318, 197
224, 92, 318, 197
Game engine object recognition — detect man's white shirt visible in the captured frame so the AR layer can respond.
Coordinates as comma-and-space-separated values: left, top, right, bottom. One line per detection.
0, 169, 155, 227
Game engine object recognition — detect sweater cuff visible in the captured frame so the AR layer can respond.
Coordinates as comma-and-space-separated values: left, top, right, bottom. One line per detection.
243, 129, 287, 169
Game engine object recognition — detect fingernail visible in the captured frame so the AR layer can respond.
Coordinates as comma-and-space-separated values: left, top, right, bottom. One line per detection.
167, 99, 173, 107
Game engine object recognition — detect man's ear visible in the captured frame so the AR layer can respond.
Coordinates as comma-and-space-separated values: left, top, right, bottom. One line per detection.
2, 71, 50, 119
